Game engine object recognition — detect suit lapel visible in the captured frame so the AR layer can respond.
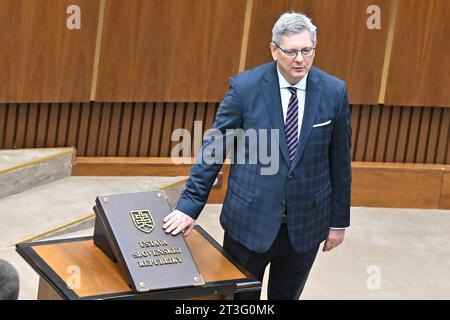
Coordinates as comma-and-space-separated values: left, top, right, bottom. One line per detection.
262, 63, 290, 167
289, 68, 321, 173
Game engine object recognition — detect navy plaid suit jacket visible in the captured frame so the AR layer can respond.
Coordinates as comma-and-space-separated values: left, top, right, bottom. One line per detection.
176, 61, 351, 254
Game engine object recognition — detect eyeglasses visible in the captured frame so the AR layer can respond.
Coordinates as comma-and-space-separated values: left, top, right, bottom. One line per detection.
274, 43, 316, 58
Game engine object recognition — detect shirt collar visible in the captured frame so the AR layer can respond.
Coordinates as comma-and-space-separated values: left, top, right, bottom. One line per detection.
277, 66, 308, 91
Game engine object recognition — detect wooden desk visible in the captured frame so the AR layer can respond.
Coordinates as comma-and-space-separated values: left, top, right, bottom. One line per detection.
16, 226, 260, 300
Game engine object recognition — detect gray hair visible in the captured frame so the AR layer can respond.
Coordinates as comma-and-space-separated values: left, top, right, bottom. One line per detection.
272, 12, 317, 45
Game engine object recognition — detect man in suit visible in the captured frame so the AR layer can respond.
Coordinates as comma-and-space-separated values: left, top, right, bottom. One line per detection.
164, 12, 351, 300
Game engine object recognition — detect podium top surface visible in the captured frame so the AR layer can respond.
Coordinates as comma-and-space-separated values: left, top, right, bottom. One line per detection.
17, 226, 260, 300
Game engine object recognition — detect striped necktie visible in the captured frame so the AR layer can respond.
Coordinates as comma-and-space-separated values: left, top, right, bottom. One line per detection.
285, 87, 298, 162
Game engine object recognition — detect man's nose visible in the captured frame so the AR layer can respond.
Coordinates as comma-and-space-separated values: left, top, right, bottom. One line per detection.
294, 52, 304, 63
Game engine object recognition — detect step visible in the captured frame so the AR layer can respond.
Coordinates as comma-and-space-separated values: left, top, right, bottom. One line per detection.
0, 148, 74, 199
0, 176, 186, 248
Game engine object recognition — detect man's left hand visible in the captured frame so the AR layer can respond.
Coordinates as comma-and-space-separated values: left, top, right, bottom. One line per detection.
322, 229, 345, 252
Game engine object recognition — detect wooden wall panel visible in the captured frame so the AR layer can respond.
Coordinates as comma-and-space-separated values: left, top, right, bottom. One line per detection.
170, 103, 186, 158
15, 104, 28, 148
137, 104, 152, 157
350, 105, 450, 164
66, 103, 81, 150
244, 0, 286, 68
424, 108, 441, 164
95, 0, 246, 102
365, 106, 381, 162
159, 103, 173, 157
47, 104, 59, 147
0, 0, 99, 103
117, 103, 133, 157
384, 105, 400, 162
95, 102, 111, 156
354, 105, 371, 161
24, 104, 36, 148
1, 103, 449, 165
149, 103, 164, 157
441, 170, 450, 209
127, 103, 142, 157
385, 0, 450, 106
352, 163, 445, 208
35, 104, 49, 148
408, 108, 425, 162
0, 1, 447, 106
57, 104, 70, 147
3, 104, 17, 148
435, 110, 450, 164
245, 0, 391, 105
374, 105, 390, 162
394, 106, 411, 162
76, 102, 91, 157
106, 103, 122, 157
85, 102, 100, 156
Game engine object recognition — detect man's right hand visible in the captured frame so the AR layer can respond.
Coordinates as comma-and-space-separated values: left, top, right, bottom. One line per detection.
163, 210, 195, 236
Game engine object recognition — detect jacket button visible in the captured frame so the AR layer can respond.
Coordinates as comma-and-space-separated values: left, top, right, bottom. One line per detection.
281, 200, 286, 206
287, 175, 293, 180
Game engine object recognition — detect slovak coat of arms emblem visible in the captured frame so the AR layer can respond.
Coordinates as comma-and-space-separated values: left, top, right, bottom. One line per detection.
130, 210, 154, 233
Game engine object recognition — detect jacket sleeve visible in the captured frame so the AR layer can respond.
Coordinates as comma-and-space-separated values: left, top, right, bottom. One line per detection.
329, 84, 352, 228
175, 77, 243, 219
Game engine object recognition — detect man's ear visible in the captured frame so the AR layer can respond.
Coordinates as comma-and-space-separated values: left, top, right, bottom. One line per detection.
269, 42, 278, 61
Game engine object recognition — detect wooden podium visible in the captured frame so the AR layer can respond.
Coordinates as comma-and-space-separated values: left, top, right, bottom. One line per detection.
16, 226, 260, 300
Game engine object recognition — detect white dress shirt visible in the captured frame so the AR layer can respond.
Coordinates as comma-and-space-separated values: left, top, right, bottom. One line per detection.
277, 67, 307, 139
